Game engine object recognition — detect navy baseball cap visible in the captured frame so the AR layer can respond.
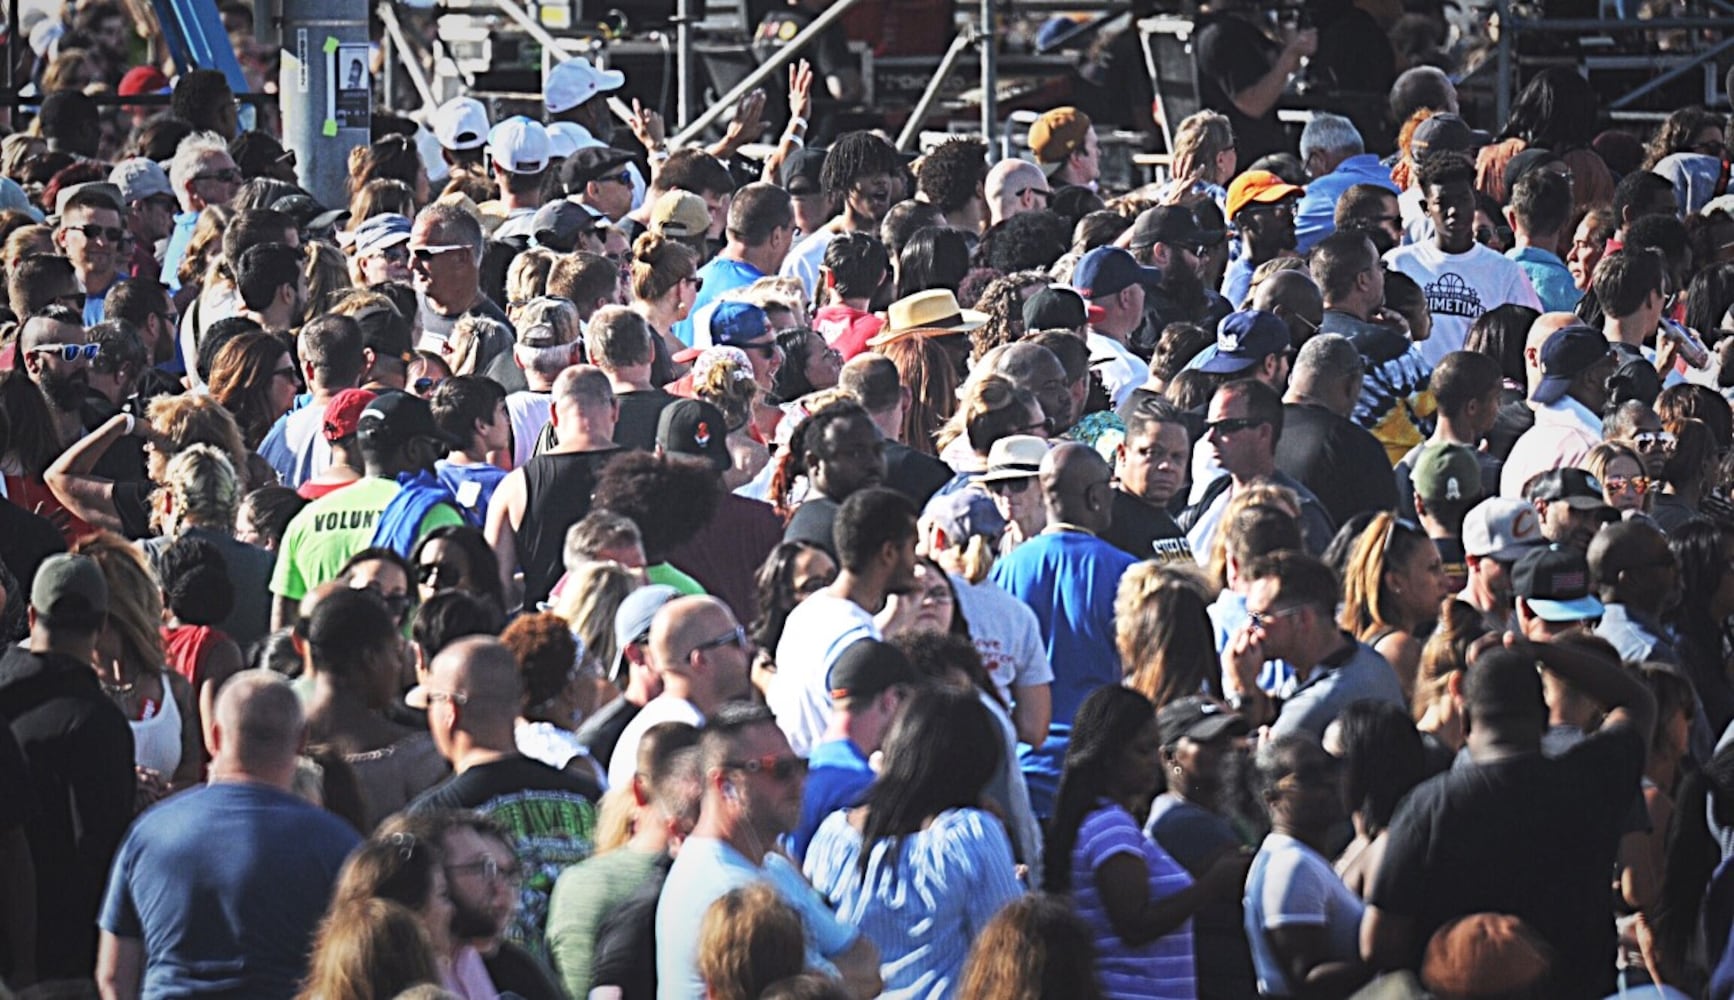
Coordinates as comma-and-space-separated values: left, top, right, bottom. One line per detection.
1072, 246, 1161, 301
1198, 310, 1290, 374
1513, 544, 1604, 622
1531, 324, 1612, 405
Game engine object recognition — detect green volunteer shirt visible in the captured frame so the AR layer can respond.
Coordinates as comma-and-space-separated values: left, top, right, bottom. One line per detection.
270, 477, 464, 601
646, 562, 705, 596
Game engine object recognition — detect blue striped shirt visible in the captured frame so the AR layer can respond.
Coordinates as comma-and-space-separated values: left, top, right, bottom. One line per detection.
1072, 802, 1198, 1000
804, 807, 1023, 1000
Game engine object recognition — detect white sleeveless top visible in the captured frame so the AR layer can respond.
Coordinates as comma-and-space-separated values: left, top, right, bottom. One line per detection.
129, 679, 183, 778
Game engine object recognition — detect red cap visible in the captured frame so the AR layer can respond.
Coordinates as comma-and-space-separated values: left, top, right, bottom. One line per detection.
322, 388, 377, 442
118, 66, 170, 98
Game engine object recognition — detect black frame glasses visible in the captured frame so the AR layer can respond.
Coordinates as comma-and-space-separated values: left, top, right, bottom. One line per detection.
691, 625, 749, 655
1206, 416, 1266, 436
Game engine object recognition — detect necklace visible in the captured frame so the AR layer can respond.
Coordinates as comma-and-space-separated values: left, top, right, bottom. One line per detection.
97, 658, 135, 696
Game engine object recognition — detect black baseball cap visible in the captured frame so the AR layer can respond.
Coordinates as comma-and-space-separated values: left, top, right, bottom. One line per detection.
781, 147, 827, 196
358, 390, 463, 448
1129, 205, 1205, 249
1022, 286, 1090, 331
1524, 467, 1611, 511
1512, 544, 1605, 621
352, 304, 413, 364
1156, 696, 1249, 747
656, 398, 731, 473
827, 638, 919, 700
560, 146, 635, 195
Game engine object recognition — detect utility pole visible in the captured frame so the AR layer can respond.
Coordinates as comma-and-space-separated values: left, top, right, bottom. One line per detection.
278, 0, 371, 207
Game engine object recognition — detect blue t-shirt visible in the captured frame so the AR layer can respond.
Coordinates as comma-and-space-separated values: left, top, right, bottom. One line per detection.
791, 737, 875, 862
436, 459, 509, 526
672, 256, 765, 346
1072, 801, 1197, 1000
99, 781, 361, 999
161, 211, 199, 294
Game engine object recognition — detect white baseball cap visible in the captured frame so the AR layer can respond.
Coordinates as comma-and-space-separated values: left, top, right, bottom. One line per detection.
1462, 497, 1546, 562
488, 116, 551, 175
545, 57, 625, 115
431, 97, 490, 151
545, 121, 593, 160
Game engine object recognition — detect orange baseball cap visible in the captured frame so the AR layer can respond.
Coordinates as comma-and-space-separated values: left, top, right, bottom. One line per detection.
1225, 170, 1305, 220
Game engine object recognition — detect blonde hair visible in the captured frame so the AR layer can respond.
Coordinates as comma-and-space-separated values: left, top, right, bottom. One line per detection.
306, 240, 353, 316
1171, 111, 1235, 185
155, 444, 239, 537
1584, 440, 1648, 511
698, 883, 806, 1000
629, 232, 698, 304
2, 224, 51, 270
1205, 482, 1301, 588
296, 898, 441, 1000
733, 276, 810, 323
590, 786, 634, 855
920, 513, 997, 584
1339, 512, 1432, 642
506, 248, 561, 313
145, 392, 250, 488
1116, 562, 1221, 706
551, 561, 637, 672
442, 314, 510, 376
74, 531, 167, 678
694, 349, 759, 432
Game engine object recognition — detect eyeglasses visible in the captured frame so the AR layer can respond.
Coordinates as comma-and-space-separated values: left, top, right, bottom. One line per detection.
425, 689, 469, 706
1633, 431, 1676, 451
1247, 604, 1308, 630
987, 476, 1033, 496
1020, 415, 1055, 436
30, 343, 99, 363
446, 855, 523, 886
1242, 202, 1293, 217
691, 624, 749, 655
410, 244, 470, 263
272, 365, 301, 382
1206, 416, 1266, 436
193, 168, 243, 184
419, 561, 463, 587
355, 584, 411, 622
1604, 475, 1651, 496
69, 224, 125, 244
724, 753, 808, 782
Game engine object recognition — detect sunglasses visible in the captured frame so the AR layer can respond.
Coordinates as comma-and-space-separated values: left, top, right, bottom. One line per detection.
272, 365, 301, 382
603, 170, 633, 186
419, 561, 463, 586
355, 584, 411, 622
194, 168, 243, 184
413, 376, 443, 394
1633, 431, 1676, 451
410, 244, 470, 263
31, 343, 99, 362
1017, 187, 1053, 202
692, 624, 749, 655
987, 476, 1033, 496
1206, 416, 1266, 436
69, 224, 125, 244
724, 753, 808, 782
1604, 475, 1651, 496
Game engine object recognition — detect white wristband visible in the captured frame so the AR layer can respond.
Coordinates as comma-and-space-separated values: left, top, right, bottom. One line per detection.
784, 133, 805, 148
788, 115, 808, 132
120, 413, 136, 436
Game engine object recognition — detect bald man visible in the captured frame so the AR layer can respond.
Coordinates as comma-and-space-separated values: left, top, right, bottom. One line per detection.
409, 637, 601, 959
988, 442, 1137, 817
985, 159, 1052, 227
1251, 268, 1324, 356
1487, 311, 1577, 460
97, 671, 361, 1000
607, 594, 754, 790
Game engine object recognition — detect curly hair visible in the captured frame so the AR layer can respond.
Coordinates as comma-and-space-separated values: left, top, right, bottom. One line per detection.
915, 137, 990, 214
1644, 107, 1725, 172
977, 211, 1069, 274
591, 451, 722, 560
769, 399, 873, 520
146, 390, 251, 487
1391, 107, 1439, 190
969, 269, 1051, 362
501, 612, 581, 712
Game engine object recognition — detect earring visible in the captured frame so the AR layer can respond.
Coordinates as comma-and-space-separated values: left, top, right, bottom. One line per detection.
1172, 765, 1183, 776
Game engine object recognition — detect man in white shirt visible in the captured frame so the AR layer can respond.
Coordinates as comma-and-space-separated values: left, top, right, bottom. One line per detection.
1384, 149, 1540, 366
781, 131, 904, 301
770, 487, 920, 756
607, 595, 753, 790
1501, 323, 1617, 497
1073, 246, 1156, 407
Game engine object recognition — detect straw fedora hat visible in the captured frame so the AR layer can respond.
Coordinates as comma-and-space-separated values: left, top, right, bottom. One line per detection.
865, 289, 988, 348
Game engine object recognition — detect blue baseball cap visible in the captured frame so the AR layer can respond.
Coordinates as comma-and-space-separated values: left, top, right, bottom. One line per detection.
1198, 310, 1290, 374
676, 300, 772, 363
347, 213, 412, 257
1072, 246, 1162, 301
1531, 324, 1613, 405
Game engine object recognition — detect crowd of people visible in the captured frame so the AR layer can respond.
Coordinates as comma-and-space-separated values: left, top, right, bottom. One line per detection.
6, 3, 1734, 998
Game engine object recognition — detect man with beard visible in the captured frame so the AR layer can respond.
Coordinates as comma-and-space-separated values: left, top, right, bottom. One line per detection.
1220, 170, 1304, 307
781, 131, 906, 302
21, 306, 97, 449
1460, 497, 1545, 633
1128, 206, 1232, 354
232, 243, 307, 336
439, 814, 567, 999
103, 279, 181, 374
53, 185, 127, 327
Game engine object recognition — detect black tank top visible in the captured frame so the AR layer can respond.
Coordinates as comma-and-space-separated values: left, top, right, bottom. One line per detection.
516, 447, 620, 608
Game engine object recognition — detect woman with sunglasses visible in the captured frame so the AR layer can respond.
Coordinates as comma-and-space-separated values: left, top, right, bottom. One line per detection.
1337, 513, 1449, 701
411, 525, 504, 614
208, 330, 301, 452
1045, 686, 1248, 1000
804, 685, 1022, 1000
1585, 441, 1653, 517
